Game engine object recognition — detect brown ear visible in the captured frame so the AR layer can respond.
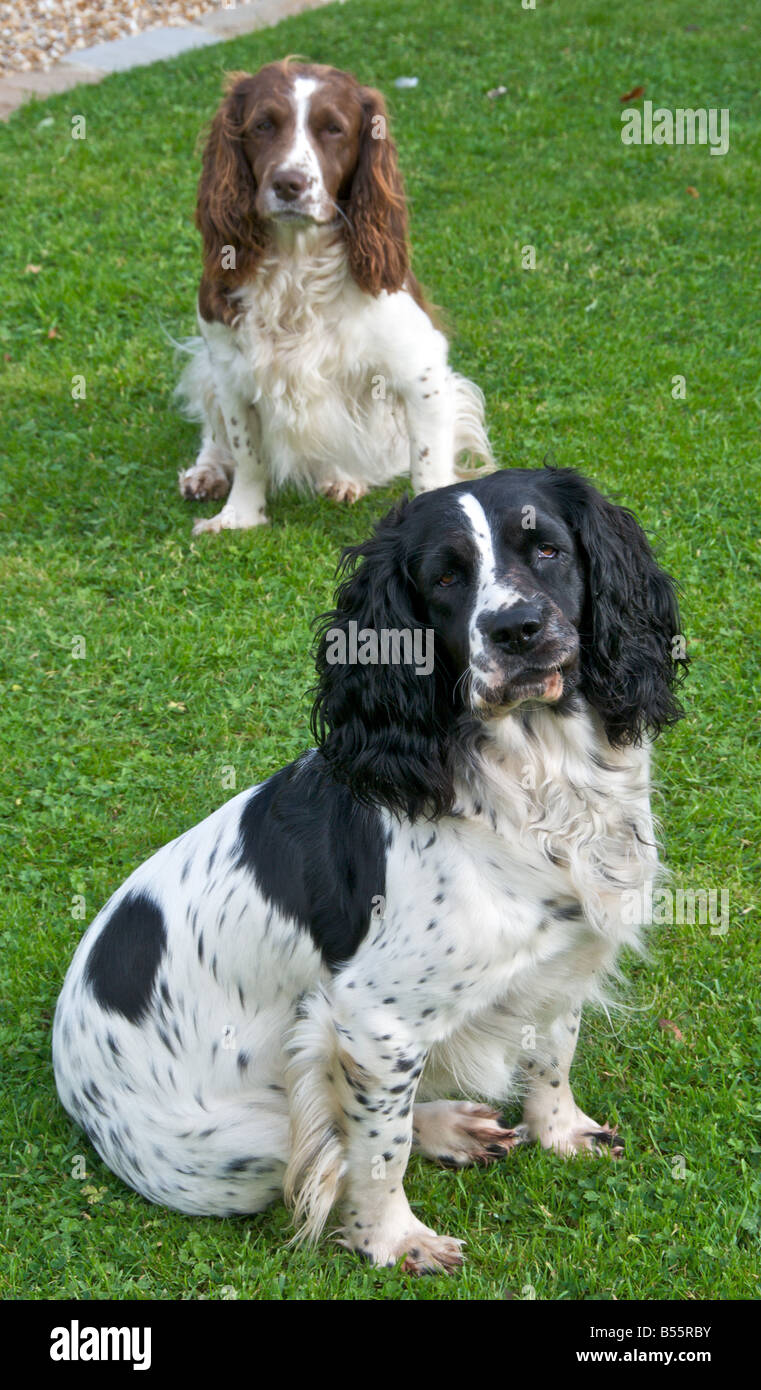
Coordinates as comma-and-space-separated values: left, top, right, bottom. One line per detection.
344, 87, 410, 296
196, 73, 268, 323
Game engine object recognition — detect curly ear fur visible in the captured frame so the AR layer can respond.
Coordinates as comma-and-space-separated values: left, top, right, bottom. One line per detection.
310, 501, 458, 820
196, 73, 269, 323
343, 87, 410, 297
547, 469, 687, 746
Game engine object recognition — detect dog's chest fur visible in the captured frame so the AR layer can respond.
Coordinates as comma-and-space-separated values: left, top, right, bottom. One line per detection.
472, 707, 656, 917
389, 709, 658, 1096
210, 236, 408, 484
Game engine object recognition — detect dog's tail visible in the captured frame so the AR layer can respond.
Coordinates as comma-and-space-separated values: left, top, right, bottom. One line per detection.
283, 988, 347, 1244
453, 373, 495, 479
173, 336, 214, 423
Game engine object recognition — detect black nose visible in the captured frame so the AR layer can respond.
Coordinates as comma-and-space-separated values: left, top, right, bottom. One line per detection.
481, 603, 544, 653
272, 169, 309, 202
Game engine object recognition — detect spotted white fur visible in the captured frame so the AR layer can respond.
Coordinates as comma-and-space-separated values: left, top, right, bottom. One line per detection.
53, 474, 675, 1274
53, 710, 655, 1269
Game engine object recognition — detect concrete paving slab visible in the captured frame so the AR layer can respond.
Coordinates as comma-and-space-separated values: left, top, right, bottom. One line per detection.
67, 25, 220, 75
0, 62, 105, 120
0, 0, 348, 120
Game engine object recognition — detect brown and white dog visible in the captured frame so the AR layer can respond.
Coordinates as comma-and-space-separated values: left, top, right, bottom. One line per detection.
176, 60, 492, 533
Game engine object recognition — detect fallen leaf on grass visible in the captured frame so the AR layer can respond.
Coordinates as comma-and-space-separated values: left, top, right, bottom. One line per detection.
25, 263, 41, 274
686, 186, 700, 198
658, 1018, 685, 1042
620, 85, 645, 103
47, 326, 61, 339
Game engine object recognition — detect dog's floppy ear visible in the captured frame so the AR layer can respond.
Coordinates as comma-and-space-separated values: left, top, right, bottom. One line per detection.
310, 502, 455, 819
343, 87, 410, 296
550, 470, 687, 746
196, 73, 268, 322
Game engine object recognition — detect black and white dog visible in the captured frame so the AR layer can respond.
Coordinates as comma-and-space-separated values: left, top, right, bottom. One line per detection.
53, 468, 685, 1274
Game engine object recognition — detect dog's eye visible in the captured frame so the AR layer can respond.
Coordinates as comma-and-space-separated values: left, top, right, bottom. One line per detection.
256, 117, 275, 133
323, 122, 344, 135
437, 572, 457, 587
536, 544, 559, 559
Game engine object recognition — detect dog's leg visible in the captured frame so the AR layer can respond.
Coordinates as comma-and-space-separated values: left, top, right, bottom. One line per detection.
335, 1037, 465, 1274
178, 421, 234, 502
412, 1100, 520, 1167
284, 989, 463, 1275
192, 401, 269, 536
402, 362, 460, 494
519, 1008, 624, 1157
179, 397, 235, 505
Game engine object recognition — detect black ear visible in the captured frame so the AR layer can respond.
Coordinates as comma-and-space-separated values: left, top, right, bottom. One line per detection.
550, 471, 687, 746
310, 502, 456, 820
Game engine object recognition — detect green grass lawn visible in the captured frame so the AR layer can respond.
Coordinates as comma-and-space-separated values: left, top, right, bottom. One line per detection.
1, 0, 759, 1300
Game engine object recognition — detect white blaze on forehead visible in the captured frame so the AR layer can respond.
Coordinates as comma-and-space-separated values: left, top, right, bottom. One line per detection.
458, 493, 521, 614
283, 75, 324, 193
458, 492, 524, 688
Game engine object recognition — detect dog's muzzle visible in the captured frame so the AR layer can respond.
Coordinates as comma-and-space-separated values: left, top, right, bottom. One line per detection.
470, 601, 579, 712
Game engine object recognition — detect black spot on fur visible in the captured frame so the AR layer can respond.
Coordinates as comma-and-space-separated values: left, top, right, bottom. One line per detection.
85, 891, 166, 1024
553, 901, 584, 920
236, 752, 387, 969
158, 1028, 177, 1057
225, 1155, 255, 1173
393, 1056, 416, 1072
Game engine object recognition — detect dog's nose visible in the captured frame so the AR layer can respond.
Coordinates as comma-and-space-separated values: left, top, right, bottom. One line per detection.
481, 603, 544, 652
272, 169, 309, 202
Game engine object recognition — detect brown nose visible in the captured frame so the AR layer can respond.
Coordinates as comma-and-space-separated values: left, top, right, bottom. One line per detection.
272, 169, 309, 202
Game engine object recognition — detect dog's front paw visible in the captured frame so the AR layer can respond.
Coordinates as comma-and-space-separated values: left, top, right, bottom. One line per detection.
400, 1231, 464, 1276
318, 480, 368, 504
178, 462, 231, 501
569, 1122, 624, 1158
523, 1108, 625, 1159
192, 503, 269, 536
340, 1217, 464, 1276
414, 1100, 522, 1168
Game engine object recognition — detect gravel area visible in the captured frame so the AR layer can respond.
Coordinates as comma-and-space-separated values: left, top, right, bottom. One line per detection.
1, 1, 223, 75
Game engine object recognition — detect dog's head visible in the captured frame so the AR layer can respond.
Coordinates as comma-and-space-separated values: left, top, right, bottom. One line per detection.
311, 468, 686, 818
196, 60, 409, 319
